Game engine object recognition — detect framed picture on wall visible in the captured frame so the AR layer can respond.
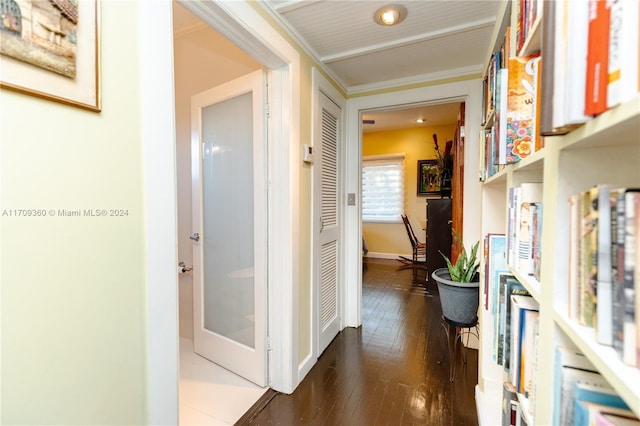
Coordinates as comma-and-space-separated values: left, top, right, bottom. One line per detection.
417, 159, 441, 195
0, 0, 101, 112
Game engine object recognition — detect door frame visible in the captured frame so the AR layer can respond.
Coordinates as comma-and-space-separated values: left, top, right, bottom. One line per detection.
142, 1, 303, 422
344, 80, 484, 328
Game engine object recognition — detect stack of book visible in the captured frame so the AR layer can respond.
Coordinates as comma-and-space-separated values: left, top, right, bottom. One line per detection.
541, 0, 639, 135
568, 187, 640, 368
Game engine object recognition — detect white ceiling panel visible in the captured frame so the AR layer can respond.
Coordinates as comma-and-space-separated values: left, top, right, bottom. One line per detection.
261, 0, 502, 91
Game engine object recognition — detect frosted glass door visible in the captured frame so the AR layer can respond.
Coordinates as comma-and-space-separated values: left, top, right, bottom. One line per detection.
191, 70, 266, 387
202, 92, 255, 347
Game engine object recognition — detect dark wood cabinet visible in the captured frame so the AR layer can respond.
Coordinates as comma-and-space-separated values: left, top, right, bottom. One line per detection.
425, 198, 452, 280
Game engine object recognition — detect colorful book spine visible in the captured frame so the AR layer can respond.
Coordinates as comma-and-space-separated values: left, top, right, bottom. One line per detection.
569, 193, 581, 321
580, 189, 596, 327
585, 0, 611, 116
505, 54, 540, 164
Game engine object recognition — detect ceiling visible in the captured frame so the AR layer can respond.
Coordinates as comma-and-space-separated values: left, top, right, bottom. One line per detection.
174, 0, 503, 130
261, 0, 502, 92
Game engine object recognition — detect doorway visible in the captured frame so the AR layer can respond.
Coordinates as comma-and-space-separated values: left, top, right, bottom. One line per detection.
344, 80, 483, 329
171, 1, 300, 422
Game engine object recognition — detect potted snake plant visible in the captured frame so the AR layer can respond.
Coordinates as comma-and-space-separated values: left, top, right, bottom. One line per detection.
431, 229, 480, 324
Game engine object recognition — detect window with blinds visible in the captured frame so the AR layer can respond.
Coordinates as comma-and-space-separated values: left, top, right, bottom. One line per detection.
362, 154, 404, 223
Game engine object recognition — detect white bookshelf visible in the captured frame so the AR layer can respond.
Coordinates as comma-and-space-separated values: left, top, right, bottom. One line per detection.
476, 0, 640, 424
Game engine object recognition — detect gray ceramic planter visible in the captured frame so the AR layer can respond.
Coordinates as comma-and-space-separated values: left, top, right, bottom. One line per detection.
431, 268, 480, 325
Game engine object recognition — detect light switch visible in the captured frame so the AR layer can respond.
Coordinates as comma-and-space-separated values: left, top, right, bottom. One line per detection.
347, 193, 356, 206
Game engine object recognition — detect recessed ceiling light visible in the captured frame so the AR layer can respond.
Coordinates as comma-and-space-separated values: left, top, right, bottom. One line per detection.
373, 4, 407, 26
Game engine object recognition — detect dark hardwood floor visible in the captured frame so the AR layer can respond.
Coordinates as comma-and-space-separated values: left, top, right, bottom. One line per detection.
238, 258, 479, 425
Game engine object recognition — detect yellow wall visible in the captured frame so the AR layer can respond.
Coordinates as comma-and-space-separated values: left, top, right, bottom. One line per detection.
1, 2, 146, 424
362, 125, 456, 257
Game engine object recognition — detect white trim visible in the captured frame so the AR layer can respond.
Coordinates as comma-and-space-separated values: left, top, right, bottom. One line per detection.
297, 352, 315, 384
362, 153, 405, 161
321, 18, 495, 64
347, 65, 482, 95
257, 3, 348, 91
345, 79, 483, 328
141, 1, 179, 423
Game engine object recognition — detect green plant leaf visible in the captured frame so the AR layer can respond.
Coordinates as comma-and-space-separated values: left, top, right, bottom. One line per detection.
440, 228, 480, 283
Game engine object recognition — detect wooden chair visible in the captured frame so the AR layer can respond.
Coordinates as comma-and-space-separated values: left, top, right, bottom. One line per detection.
399, 214, 426, 264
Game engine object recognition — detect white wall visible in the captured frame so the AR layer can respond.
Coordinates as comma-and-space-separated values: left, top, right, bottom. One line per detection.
1, 2, 148, 423
172, 3, 261, 340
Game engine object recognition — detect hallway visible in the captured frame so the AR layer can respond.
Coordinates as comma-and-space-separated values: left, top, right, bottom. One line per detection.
238, 258, 479, 425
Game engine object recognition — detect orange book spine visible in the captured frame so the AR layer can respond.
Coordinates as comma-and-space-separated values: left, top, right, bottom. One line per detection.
585, 0, 611, 116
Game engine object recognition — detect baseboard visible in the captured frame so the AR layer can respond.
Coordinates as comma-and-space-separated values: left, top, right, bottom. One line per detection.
364, 252, 411, 260
297, 352, 315, 384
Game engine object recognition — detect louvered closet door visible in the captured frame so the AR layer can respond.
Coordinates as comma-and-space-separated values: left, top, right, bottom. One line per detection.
316, 92, 341, 355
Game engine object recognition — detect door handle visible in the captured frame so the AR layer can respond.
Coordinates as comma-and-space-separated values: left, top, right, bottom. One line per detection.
190, 232, 200, 242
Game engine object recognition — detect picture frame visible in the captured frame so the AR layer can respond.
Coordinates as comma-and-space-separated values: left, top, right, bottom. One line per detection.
0, 0, 101, 112
417, 159, 441, 196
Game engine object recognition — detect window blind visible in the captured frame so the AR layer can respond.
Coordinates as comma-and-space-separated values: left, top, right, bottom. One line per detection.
362, 155, 404, 223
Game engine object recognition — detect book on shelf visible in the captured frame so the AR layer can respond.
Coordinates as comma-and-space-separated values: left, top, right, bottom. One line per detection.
585, 0, 612, 116
593, 185, 616, 346
532, 55, 544, 152
622, 189, 639, 366
611, 187, 624, 356
507, 183, 542, 273
565, 0, 591, 126
508, 294, 539, 393
502, 381, 519, 426
484, 233, 507, 313
496, 68, 509, 166
500, 276, 530, 372
505, 54, 541, 164
553, 346, 606, 426
517, 201, 540, 276
574, 382, 630, 414
580, 189, 596, 328
552, 0, 590, 133
520, 308, 539, 398
515, 0, 543, 55
569, 193, 582, 321
496, 271, 515, 365
539, 0, 560, 136
607, 0, 640, 109
610, 188, 640, 366
531, 203, 543, 282
635, 193, 640, 368
596, 411, 640, 426
576, 400, 638, 426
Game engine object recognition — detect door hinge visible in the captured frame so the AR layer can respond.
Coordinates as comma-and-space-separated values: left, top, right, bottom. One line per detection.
265, 103, 271, 119
266, 336, 272, 351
